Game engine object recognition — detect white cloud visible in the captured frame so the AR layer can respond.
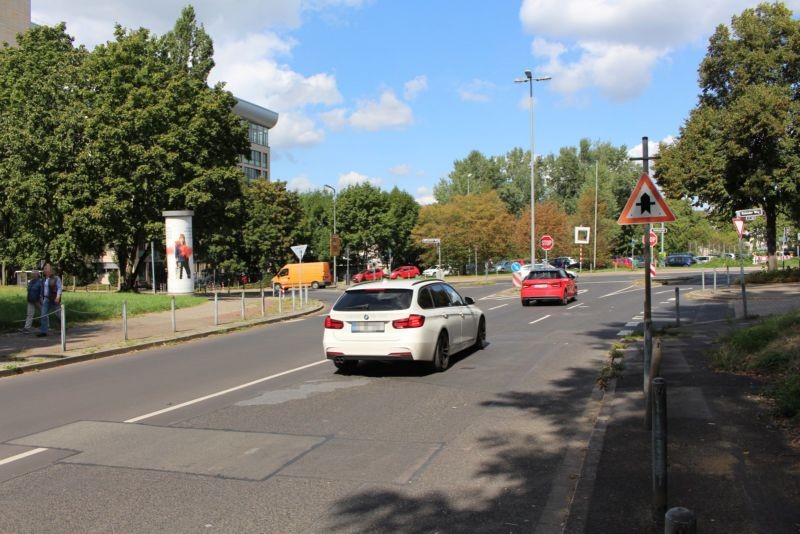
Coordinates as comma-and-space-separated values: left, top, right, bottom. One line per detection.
458, 79, 495, 103
627, 135, 676, 161
270, 111, 326, 148
319, 108, 348, 131
415, 186, 435, 205
349, 90, 413, 131
389, 164, 411, 176
403, 75, 428, 100
338, 171, 382, 189
287, 175, 316, 192
519, 0, 800, 102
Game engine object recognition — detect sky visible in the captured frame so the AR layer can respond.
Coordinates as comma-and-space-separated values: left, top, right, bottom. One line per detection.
30, 0, 800, 205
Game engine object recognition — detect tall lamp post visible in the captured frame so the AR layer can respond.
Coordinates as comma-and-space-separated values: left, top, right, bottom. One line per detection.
324, 184, 337, 287
515, 70, 550, 263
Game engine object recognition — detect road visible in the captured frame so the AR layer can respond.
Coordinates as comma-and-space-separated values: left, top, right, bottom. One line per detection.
0, 272, 711, 532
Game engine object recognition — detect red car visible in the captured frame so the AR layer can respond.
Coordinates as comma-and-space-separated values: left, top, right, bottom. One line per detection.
390, 265, 420, 279
611, 256, 634, 268
521, 268, 578, 306
351, 269, 384, 283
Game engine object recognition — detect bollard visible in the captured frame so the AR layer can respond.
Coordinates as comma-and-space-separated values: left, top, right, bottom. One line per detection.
278, 291, 282, 314
645, 338, 663, 430
665, 507, 696, 534
60, 306, 66, 352
213, 292, 218, 326
713, 268, 717, 292
171, 296, 176, 333
675, 287, 680, 326
701, 270, 705, 291
726, 265, 731, 287
652, 377, 668, 523
291, 287, 296, 310
260, 287, 265, 317
241, 290, 245, 320
123, 300, 128, 341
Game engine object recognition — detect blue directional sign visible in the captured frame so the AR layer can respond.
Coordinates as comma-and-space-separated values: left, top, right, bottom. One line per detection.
511, 262, 521, 272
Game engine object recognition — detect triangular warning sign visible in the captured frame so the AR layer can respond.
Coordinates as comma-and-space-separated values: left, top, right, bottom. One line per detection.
732, 217, 745, 239
617, 173, 676, 225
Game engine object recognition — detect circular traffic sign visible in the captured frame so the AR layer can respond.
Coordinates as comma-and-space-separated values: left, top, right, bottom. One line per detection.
540, 235, 554, 251
511, 262, 521, 272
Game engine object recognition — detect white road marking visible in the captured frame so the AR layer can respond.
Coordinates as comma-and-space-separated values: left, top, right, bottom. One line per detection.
488, 304, 509, 311
655, 290, 673, 295
529, 315, 551, 325
625, 322, 639, 327
577, 289, 589, 294
567, 303, 586, 310
598, 285, 638, 299
124, 359, 329, 423
617, 329, 634, 336
0, 447, 48, 466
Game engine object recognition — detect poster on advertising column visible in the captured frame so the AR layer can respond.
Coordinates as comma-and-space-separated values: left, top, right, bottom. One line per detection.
163, 210, 195, 294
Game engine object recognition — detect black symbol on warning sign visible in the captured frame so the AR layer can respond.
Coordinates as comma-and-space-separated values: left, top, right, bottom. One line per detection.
636, 193, 653, 214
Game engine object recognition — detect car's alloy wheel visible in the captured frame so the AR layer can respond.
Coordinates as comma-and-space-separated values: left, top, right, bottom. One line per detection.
431, 332, 450, 372
473, 318, 486, 350
561, 291, 569, 305
311, 281, 320, 289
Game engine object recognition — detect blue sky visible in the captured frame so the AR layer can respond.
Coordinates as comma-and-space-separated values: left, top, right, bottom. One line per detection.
32, 0, 800, 204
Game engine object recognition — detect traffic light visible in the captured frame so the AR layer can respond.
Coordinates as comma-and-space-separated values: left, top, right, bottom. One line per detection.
330, 235, 342, 256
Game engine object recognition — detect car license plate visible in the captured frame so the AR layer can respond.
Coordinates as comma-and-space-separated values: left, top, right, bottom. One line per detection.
351, 321, 385, 333
534, 283, 548, 288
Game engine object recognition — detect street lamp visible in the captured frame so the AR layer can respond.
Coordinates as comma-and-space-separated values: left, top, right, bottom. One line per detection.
515, 69, 550, 263
324, 184, 337, 286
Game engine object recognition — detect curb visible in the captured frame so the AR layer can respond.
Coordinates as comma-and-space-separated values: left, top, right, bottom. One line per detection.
0, 303, 325, 378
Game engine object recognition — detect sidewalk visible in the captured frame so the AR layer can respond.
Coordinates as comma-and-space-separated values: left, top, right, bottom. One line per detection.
567, 283, 800, 533
0, 294, 324, 377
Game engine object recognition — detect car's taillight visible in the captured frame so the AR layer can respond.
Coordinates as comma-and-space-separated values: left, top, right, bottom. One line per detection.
324, 316, 344, 329
550, 282, 562, 287
392, 314, 425, 329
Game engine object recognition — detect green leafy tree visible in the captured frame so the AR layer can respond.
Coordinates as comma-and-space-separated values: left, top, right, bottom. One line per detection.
159, 5, 214, 80
385, 187, 421, 266
0, 24, 102, 276
298, 189, 334, 263
656, 2, 800, 270
336, 183, 393, 266
242, 180, 303, 274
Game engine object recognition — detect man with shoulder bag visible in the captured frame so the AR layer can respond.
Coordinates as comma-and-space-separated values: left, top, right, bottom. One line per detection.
38, 263, 62, 338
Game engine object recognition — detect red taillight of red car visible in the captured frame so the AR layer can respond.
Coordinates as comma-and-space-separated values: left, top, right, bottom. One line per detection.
324, 316, 344, 329
392, 314, 426, 329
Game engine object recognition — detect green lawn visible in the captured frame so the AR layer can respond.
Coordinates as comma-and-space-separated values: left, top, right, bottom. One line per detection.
0, 287, 206, 331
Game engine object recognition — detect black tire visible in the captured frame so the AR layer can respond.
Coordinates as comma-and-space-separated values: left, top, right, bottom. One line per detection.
333, 358, 358, 373
561, 291, 569, 305
521, 299, 529, 307
473, 318, 486, 350
431, 332, 450, 372
311, 281, 320, 289
273, 283, 282, 291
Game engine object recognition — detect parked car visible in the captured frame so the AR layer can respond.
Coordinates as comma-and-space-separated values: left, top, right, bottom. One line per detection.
666, 254, 696, 267
552, 257, 578, 269
323, 279, 486, 372
612, 256, 634, 268
520, 268, 578, 306
694, 256, 711, 264
390, 265, 420, 279
351, 269, 384, 283
422, 265, 452, 277
495, 260, 513, 273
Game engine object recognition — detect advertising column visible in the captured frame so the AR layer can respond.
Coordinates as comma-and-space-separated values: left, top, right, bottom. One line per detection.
163, 210, 195, 294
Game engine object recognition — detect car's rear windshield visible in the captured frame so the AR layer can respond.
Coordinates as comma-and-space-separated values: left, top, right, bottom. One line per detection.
333, 289, 413, 311
526, 270, 562, 280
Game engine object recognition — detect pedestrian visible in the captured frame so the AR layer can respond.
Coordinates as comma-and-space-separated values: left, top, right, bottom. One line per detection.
38, 262, 62, 338
22, 270, 43, 333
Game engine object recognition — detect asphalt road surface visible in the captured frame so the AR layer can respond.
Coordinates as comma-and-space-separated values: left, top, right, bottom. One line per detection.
0, 272, 710, 532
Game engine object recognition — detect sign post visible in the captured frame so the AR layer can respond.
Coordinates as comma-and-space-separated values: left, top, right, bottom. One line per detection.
732, 218, 748, 318
291, 244, 307, 302
625, 137, 676, 397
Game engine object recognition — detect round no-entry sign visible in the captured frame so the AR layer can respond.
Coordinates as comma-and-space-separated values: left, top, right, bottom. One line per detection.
540, 235, 554, 251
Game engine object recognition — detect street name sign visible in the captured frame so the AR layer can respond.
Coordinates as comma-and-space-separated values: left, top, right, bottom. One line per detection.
618, 173, 676, 225
735, 208, 763, 218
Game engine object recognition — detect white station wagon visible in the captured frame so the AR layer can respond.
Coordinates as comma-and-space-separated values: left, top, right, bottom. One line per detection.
323, 279, 486, 372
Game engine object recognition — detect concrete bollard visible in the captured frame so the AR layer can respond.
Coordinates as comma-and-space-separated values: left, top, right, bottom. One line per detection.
241, 290, 246, 320
652, 377, 668, 523
726, 265, 731, 287
278, 292, 282, 314
665, 507, 696, 534
213, 292, 218, 326
701, 270, 705, 291
291, 287, 296, 310
260, 287, 265, 317
60, 306, 66, 352
123, 300, 128, 341
713, 268, 717, 292
675, 287, 680, 326
171, 296, 176, 333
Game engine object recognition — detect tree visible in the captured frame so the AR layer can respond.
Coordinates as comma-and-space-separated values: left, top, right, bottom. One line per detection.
336, 183, 393, 266
656, 2, 800, 270
78, 20, 248, 290
242, 180, 303, 274
385, 187, 421, 266
0, 24, 102, 277
159, 5, 214, 80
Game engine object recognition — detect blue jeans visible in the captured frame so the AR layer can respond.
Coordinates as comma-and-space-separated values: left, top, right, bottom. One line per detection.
40, 299, 61, 334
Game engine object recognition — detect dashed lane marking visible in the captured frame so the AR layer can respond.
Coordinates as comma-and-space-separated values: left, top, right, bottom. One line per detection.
488, 303, 509, 311
529, 315, 551, 325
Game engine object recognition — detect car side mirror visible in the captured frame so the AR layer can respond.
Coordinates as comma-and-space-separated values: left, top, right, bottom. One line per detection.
567, 273, 576, 279
464, 296, 475, 305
